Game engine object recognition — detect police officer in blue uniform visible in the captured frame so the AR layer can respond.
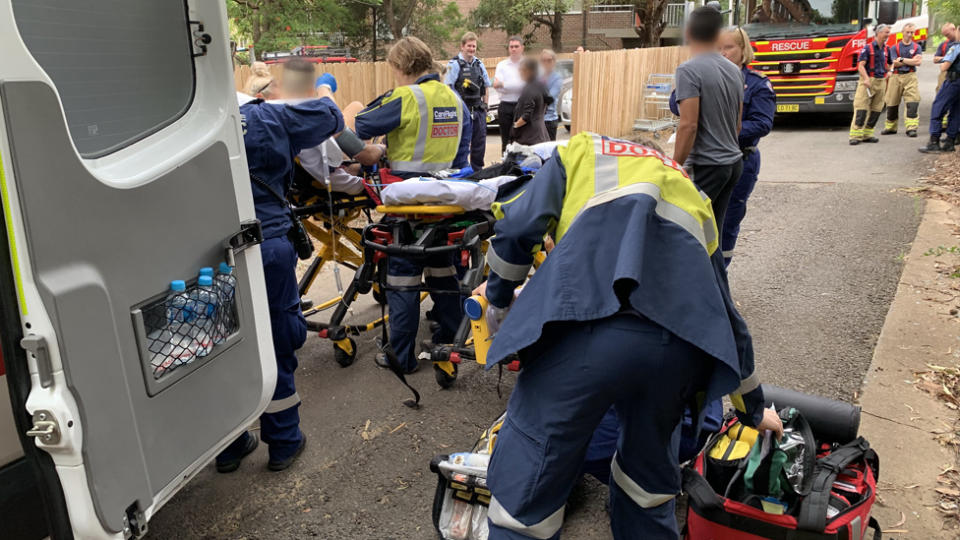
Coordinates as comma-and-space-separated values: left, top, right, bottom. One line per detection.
355, 37, 472, 374
216, 76, 347, 473
921, 40, 960, 153
719, 27, 775, 265
446, 31, 491, 171
477, 132, 782, 539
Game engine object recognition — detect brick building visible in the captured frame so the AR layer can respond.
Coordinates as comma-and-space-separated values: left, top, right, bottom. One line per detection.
450, 0, 685, 56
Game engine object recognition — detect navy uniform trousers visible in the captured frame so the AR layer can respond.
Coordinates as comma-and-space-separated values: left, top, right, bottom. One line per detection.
487, 314, 711, 540
387, 253, 464, 372
219, 235, 307, 463
930, 78, 960, 139
721, 149, 760, 265
469, 106, 488, 171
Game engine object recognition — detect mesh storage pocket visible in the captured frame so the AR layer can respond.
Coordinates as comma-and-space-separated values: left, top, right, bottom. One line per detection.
138, 283, 239, 380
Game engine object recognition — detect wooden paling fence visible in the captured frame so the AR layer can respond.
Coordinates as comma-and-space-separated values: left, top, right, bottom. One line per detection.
571, 46, 690, 138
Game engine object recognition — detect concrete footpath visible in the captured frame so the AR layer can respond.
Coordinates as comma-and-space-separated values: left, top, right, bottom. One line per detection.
860, 198, 960, 538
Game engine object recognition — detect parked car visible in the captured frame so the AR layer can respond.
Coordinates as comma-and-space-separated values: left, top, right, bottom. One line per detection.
485, 59, 574, 130
263, 45, 358, 64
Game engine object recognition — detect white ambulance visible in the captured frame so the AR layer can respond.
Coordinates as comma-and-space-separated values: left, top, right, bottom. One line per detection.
0, 1, 276, 538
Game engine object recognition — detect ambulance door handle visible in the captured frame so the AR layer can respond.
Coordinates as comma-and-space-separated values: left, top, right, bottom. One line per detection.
20, 334, 54, 389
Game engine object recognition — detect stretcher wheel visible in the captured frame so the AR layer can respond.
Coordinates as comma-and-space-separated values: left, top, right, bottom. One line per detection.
334, 337, 357, 368
434, 362, 458, 388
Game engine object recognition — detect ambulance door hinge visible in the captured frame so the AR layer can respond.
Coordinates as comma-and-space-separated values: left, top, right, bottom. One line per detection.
224, 219, 263, 267
189, 20, 213, 58
20, 334, 53, 389
123, 501, 147, 539
26, 410, 60, 445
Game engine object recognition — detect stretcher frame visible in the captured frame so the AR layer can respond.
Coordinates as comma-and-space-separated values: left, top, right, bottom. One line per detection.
331, 205, 495, 386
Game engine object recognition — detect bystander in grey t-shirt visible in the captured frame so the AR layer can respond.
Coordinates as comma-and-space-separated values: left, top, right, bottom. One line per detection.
675, 52, 744, 166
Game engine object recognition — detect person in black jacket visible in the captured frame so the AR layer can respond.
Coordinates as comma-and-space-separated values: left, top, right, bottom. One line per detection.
510, 58, 552, 145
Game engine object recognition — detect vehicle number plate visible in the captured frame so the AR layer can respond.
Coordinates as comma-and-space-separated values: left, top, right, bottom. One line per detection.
776, 104, 800, 113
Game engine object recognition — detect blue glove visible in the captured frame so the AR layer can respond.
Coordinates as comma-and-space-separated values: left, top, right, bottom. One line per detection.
315, 73, 337, 93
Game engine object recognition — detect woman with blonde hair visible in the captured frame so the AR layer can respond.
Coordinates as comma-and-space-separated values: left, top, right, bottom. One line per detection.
716, 25, 775, 266
354, 36, 472, 375
244, 61, 279, 98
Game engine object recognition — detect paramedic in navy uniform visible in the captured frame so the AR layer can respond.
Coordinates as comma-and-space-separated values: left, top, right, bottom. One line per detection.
216, 75, 346, 473
355, 36, 472, 374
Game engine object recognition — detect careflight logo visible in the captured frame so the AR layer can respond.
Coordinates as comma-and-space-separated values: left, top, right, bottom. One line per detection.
771, 40, 811, 52
431, 107, 459, 138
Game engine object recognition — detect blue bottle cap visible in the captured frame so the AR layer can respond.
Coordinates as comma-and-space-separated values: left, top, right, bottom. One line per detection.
219, 262, 234, 275
464, 297, 484, 320
198, 275, 213, 286
199, 267, 215, 277
170, 280, 186, 292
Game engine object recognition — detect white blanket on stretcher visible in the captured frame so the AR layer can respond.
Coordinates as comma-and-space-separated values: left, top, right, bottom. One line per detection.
380, 176, 517, 211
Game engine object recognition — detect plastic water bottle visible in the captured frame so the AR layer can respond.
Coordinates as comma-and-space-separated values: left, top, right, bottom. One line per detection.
191, 275, 217, 357
199, 267, 215, 278
214, 262, 238, 339
159, 280, 195, 368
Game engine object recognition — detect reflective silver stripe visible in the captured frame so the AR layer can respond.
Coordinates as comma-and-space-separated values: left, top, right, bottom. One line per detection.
386, 274, 422, 287
580, 182, 709, 251
722, 249, 735, 258
486, 246, 532, 281
423, 266, 457, 278
455, 95, 465, 149
265, 392, 301, 414
610, 453, 676, 508
409, 85, 429, 165
593, 135, 619, 194
488, 496, 564, 540
736, 372, 760, 395
387, 159, 455, 173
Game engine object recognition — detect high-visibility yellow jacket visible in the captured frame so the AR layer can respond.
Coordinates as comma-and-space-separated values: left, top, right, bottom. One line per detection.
355, 73, 471, 174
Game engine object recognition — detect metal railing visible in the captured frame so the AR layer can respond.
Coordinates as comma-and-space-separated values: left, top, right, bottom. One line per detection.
590, 3, 633, 12
663, 3, 686, 27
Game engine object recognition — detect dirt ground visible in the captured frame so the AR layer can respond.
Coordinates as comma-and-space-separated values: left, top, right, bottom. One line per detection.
149, 58, 943, 539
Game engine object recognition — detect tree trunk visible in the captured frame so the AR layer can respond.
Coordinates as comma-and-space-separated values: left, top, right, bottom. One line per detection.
634, 0, 668, 47
581, 0, 589, 48
552, 5, 564, 51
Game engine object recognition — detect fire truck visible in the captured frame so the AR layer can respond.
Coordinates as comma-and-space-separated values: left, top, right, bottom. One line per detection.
741, 0, 928, 113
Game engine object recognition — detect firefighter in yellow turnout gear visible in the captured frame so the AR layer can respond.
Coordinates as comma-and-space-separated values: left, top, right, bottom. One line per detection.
882, 23, 923, 137
850, 25, 892, 145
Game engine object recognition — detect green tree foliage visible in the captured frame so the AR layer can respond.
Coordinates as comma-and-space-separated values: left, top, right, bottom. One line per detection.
931, 0, 960, 30
228, 0, 464, 60
381, 0, 466, 56
228, 0, 352, 57
472, 0, 572, 51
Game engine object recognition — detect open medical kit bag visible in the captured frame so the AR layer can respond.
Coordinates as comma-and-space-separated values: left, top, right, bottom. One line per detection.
429, 413, 504, 540
684, 387, 881, 540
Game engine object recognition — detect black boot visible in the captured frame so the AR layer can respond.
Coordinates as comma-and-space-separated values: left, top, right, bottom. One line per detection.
920, 137, 944, 153
906, 129, 917, 138
943, 140, 956, 152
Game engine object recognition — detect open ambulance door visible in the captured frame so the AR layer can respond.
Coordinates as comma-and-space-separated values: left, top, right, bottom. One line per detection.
0, 1, 276, 538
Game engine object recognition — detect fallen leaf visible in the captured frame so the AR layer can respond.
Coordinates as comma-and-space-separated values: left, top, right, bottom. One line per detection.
936, 487, 960, 497
390, 422, 407, 434
893, 511, 907, 528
